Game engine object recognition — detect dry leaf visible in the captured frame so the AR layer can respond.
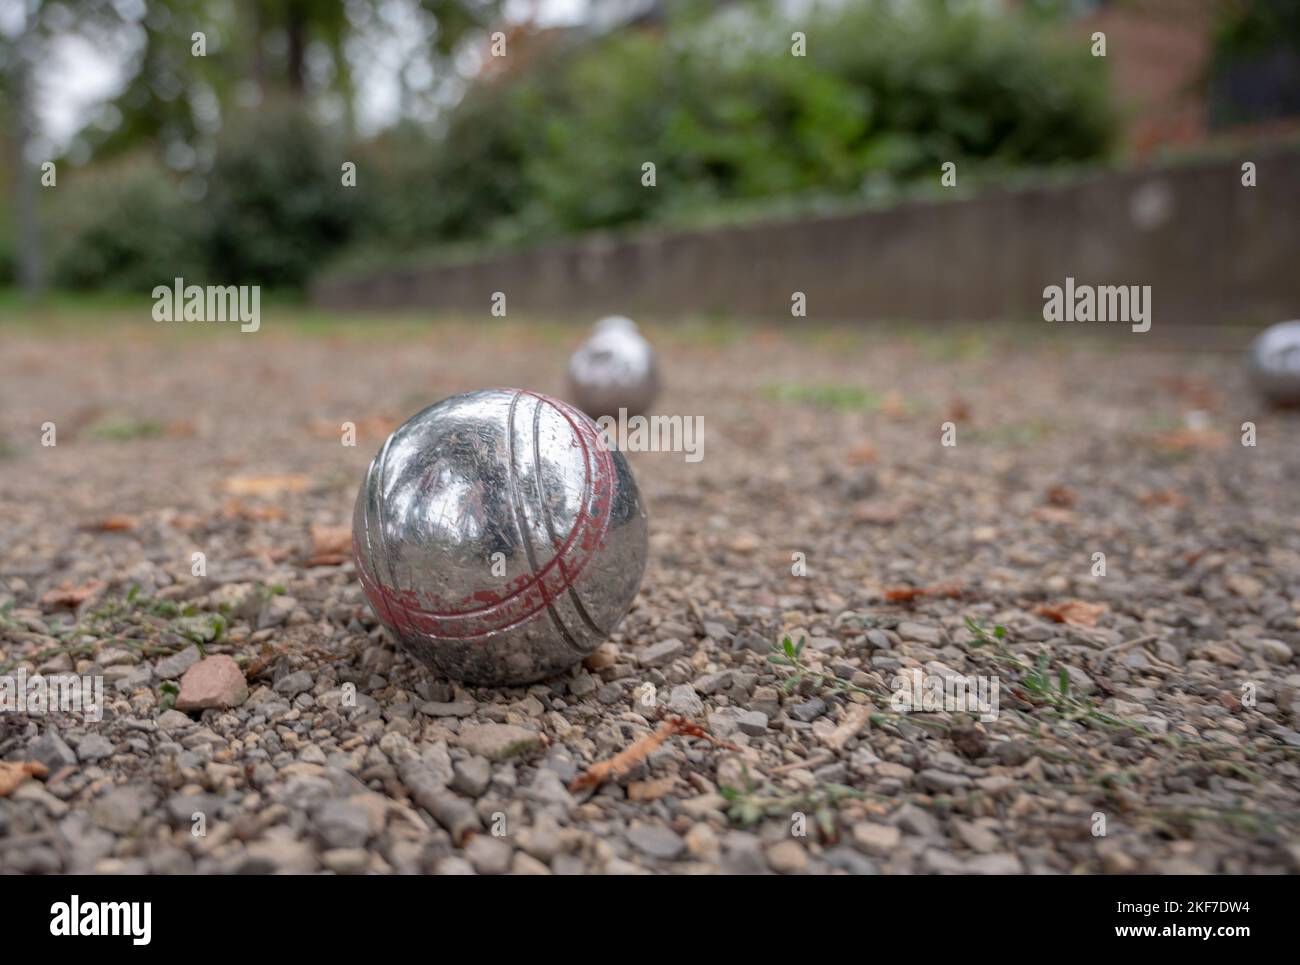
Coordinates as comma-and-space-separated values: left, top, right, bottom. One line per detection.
81, 514, 139, 532
846, 443, 878, 465
1159, 376, 1218, 410
881, 391, 908, 418
1030, 506, 1077, 525
1151, 427, 1227, 453
569, 717, 737, 792
303, 524, 352, 566
1034, 600, 1108, 627
852, 502, 901, 525
950, 723, 989, 759
222, 499, 286, 522
1140, 489, 1188, 509
820, 703, 872, 752
0, 760, 49, 797
883, 581, 963, 603
241, 547, 293, 563
312, 524, 353, 552
1046, 485, 1076, 508
219, 474, 310, 497
627, 777, 678, 801
245, 643, 280, 681
168, 512, 208, 531
41, 580, 106, 608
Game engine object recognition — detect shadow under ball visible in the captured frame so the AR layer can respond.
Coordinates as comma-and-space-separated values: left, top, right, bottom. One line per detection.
353, 388, 648, 686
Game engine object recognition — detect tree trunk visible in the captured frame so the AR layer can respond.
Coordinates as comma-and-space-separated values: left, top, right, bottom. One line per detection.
286, 0, 307, 93
12, 33, 45, 296
248, 0, 267, 95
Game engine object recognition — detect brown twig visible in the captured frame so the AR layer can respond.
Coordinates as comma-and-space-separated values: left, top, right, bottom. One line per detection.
569, 716, 738, 792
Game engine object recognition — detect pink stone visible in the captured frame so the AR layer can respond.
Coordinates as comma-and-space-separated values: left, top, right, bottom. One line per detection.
175, 655, 248, 711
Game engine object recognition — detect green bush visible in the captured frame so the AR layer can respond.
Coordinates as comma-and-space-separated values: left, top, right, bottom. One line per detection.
404, 0, 1114, 244
40, 1, 1116, 291
46, 157, 206, 292
48, 105, 362, 291
1209, 0, 1300, 127
202, 104, 362, 287
0, 213, 15, 287
361, 87, 541, 248
811, 2, 1113, 173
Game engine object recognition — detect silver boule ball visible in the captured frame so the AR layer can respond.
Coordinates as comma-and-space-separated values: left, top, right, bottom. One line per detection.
1248, 320, 1300, 407
567, 315, 659, 419
353, 388, 648, 686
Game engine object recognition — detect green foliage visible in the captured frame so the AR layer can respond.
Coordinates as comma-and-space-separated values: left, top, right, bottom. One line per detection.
1214, 0, 1300, 58
964, 616, 1007, 646
0, 213, 15, 287
48, 105, 361, 290
375, 0, 1114, 249
762, 382, 881, 410
719, 770, 865, 832
810, 1, 1112, 173
202, 105, 362, 287
71, 0, 502, 163
46, 158, 206, 292
0, 587, 226, 676
40, 1, 1115, 291
1209, 0, 1300, 127
88, 417, 166, 441
361, 95, 541, 247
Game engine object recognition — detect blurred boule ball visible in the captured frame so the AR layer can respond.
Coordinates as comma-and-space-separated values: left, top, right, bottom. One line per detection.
1248, 320, 1300, 407
567, 315, 659, 419
353, 388, 648, 686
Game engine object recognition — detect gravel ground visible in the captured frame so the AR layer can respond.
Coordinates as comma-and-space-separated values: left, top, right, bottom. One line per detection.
2, 313, 1299, 875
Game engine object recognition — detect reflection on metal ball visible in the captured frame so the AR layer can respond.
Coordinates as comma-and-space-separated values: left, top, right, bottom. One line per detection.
567, 315, 659, 419
353, 388, 648, 686
1248, 320, 1300, 407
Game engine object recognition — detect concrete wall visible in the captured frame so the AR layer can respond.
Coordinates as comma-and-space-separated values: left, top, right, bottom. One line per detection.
311, 148, 1300, 327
